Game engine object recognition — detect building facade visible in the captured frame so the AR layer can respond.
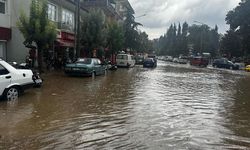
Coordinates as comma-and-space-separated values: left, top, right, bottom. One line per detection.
82, 0, 121, 21
0, 0, 12, 60
115, 0, 135, 20
0, 0, 85, 62
0, 0, 134, 62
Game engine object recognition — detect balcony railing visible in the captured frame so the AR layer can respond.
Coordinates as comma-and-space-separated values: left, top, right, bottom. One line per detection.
56, 22, 75, 33
82, 0, 117, 15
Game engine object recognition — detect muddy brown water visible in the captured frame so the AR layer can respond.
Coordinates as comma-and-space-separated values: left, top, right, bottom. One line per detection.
0, 61, 250, 149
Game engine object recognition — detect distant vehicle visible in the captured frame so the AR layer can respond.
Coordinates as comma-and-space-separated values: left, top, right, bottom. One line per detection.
148, 54, 157, 66
245, 65, 250, 72
178, 56, 188, 64
143, 58, 157, 68
190, 56, 209, 67
173, 58, 179, 63
166, 56, 173, 62
116, 54, 135, 68
135, 55, 144, 65
0, 59, 40, 100
212, 58, 239, 70
64, 58, 106, 77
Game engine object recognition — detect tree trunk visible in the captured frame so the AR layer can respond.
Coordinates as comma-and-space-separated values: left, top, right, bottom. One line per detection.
37, 44, 44, 74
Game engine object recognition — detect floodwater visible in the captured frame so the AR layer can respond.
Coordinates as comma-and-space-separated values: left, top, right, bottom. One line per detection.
0, 61, 250, 149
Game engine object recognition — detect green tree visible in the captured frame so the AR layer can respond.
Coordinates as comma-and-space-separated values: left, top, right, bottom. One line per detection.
81, 9, 107, 57
181, 22, 189, 55
220, 30, 242, 57
124, 11, 142, 52
136, 31, 152, 53
106, 20, 124, 60
207, 25, 220, 57
188, 24, 210, 55
226, 0, 250, 55
17, 0, 57, 73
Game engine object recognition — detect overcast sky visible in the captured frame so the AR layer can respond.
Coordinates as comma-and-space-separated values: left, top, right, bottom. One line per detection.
129, 0, 241, 39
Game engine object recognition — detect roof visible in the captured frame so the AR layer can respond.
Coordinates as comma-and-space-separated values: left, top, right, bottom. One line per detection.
116, 0, 135, 14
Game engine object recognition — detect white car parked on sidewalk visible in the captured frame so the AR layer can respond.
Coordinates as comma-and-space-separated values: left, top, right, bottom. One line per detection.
0, 59, 37, 100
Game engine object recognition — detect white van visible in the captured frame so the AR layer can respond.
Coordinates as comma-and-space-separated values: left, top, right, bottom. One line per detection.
116, 54, 135, 68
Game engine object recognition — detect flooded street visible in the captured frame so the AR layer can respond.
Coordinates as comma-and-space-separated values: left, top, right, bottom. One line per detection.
0, 61, 250, 149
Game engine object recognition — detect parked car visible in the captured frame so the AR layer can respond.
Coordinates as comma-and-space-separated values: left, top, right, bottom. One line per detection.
0, 59, 41, 100
143, 58, 157, 68
173, 58, 179, 63
148, 54, 157, 65
178, 56, 188, 64
245, 65, 250, 72
212, 58, 239, 70
166, 56, 173, 62
116, 54, 135, 68
64, 58, 106, 77
190, 56, 209, 67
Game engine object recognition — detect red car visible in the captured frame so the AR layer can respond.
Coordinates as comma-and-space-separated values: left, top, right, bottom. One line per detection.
190, 56, 209, 67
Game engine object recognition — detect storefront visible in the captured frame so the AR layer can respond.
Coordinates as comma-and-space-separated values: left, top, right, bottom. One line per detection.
54, 30, 75, 60
0, 27, 11, 60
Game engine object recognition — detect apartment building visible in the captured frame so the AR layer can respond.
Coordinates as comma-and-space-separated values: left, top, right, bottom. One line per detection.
0, 0, 134, 62
82, 0, 121, 21
0, 0, 11, 60
0, 0, 86, 62
115, 0, 134, 20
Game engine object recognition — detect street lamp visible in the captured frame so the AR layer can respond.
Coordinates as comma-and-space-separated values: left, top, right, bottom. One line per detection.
135, 14, 146, 18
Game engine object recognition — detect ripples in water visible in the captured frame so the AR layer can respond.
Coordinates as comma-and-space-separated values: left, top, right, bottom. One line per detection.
0, 61, 250, 149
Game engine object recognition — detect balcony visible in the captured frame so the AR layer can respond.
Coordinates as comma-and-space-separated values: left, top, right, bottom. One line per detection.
81, 0, 120, 19
56, 22, 75, 33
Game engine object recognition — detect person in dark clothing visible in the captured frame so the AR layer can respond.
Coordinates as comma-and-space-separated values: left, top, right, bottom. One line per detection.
29, 48, 36, 68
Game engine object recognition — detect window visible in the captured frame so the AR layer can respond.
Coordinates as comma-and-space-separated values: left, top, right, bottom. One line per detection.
117, 55, 128, 60
62, 9, 74, 26
0, 0, 7, 14
48, 3, 57, 21
0, 65, 9, 75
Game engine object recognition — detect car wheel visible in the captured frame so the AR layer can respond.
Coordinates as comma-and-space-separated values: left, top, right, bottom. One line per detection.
5, 86, 19, 101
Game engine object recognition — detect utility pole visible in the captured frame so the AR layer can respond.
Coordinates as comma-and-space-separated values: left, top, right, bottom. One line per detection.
76, 0, 81, 58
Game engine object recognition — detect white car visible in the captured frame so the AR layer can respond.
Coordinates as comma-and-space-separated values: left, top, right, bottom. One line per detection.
0, 59, 37, 100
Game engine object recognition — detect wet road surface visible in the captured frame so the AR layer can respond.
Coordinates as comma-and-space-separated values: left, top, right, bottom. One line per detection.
0, 61, 250, 149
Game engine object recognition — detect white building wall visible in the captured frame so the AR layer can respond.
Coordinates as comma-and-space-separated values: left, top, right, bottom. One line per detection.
5, 0, 83, 62
7, 0, 31, 62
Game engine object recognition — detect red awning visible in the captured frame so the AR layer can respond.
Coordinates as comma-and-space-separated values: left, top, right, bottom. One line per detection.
55, 39, 75, 47
0, 27, 11, 41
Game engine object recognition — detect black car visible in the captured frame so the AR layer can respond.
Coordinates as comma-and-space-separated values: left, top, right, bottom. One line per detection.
143, 58, 157, 68
212, 58, 239, 70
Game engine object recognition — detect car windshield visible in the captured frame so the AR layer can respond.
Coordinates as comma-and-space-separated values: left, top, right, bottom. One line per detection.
145, 58, 153, 62
76, 58, 92, 64
117, 55, 128, 60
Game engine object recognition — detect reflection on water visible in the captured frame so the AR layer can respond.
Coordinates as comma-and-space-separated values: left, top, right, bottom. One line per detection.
0, 61, 250, 149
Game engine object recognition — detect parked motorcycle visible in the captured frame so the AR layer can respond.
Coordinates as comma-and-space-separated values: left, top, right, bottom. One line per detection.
106, 61, 117, 71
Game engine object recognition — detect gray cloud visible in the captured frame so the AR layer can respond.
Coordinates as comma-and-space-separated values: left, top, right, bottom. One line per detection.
129, 0, 241, 39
